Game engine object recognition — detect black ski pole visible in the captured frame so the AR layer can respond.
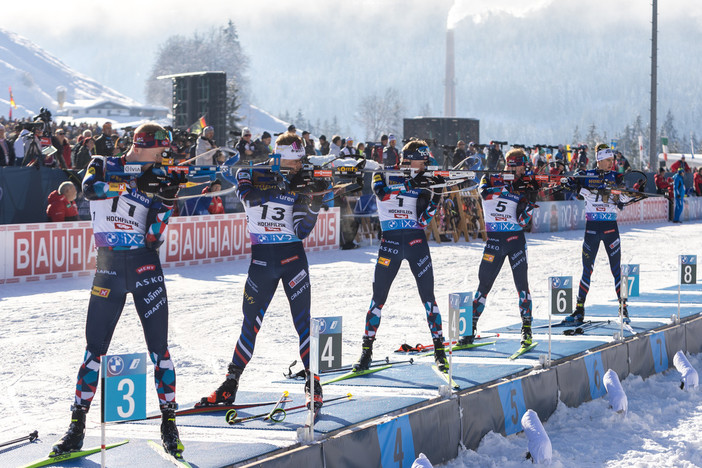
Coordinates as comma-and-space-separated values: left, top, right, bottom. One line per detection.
0, 430, 38, 449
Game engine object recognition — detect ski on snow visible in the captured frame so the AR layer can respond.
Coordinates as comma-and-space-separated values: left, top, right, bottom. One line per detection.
419, 341, 496, 357
509, 342, 539, 360
432, 365, 459, 389
20, 440, 129, 468
147, 440, 192, 467
395, 334, 499, 353
321, 365, 393, 385
145, 398, 293, 419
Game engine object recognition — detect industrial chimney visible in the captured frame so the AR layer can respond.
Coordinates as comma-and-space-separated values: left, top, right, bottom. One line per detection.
444, 27, 456, 117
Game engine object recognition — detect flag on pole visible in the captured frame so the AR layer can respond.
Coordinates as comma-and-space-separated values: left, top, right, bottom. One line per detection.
9, 87, 16, 120
188, 115, 207, 134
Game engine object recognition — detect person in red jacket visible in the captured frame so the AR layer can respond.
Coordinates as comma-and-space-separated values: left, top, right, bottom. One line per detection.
654, 168, 671, 195
670, 156, 691, 173
46, 181, 78, 221
694, 167, 702, 196
202, 179, 225, 214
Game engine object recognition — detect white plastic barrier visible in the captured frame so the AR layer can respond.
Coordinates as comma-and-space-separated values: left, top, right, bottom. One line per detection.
603, 369, 628, 414
673, 350, 699, 390
521, 409, 552, 464
0, 209, 340, 283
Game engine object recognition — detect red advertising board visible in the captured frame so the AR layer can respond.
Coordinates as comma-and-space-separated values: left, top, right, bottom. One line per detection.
1, 210, 339, 283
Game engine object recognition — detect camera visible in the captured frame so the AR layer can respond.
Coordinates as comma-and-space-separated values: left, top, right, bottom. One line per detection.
35, 107, 52, 124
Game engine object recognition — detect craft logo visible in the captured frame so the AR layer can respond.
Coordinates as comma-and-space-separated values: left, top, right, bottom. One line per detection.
483, 253, 495, 262
136, 264, 155, 274
91, 286, 111, 298
288, 269, 307, 288
378, 257, 391, 267
281, 255, 299, 265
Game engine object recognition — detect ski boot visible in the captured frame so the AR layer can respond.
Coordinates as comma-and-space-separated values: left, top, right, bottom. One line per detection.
160, 403, 184, 457
457, 334, 474, 346
305, 370, 323, 413
51, 405, 87, 455
198, 362, 243, 406
352, 336, 374, 372
520, 324, 533, 347
620, 300, 631, 324
433, 337, 449, 372
564, 301, 585, 325
457, 317, 479, 346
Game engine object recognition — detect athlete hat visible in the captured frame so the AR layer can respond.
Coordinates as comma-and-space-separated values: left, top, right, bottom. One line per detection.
596, 148, 616, 161
401, 145, 431, 161
276, 140, 305, 160
505, 148, 527, 167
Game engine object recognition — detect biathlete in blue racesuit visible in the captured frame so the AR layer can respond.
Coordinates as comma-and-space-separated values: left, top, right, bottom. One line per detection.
201, 133, 325, 413
458, 148, 537, 347
564, 145, 631, 325
352, 140, 450, 372
52, 123, 185, 458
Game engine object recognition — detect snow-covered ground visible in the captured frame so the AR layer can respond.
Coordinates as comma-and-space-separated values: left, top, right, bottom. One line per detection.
1, 220, 701, 467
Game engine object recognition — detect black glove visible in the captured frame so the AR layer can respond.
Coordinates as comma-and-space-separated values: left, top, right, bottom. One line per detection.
159, 172, 186, 201
561, 177, 578, 192
310, 195, 324, 211
136, 166, 165, 194
431, 175, 445, 186
309, 178, 331, 194
407, 171, 430, 189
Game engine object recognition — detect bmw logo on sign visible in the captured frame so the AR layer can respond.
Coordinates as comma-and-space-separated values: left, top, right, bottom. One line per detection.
107, 356, 125, 376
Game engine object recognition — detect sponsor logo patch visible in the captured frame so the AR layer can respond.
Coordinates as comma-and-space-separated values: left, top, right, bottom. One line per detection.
91, 286, 111, 298
288, 270, 308, 288
136, 264, 156, 274
281, 255, 299, 265
609, 238, 620, 249
604, 229, 616, 234
409, 238, 423, 246
252, 259, 267, 266
483, 253, 495, 262
378, 257, 391, 267
115, 222, 133, 231
507, 235, 518, 242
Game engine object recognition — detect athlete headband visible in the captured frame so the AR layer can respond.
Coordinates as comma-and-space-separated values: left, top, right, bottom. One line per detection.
133, 130, 171, 148
596, 148, 615, 161
276, 141, 306, 160
402, 146, 431, 161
